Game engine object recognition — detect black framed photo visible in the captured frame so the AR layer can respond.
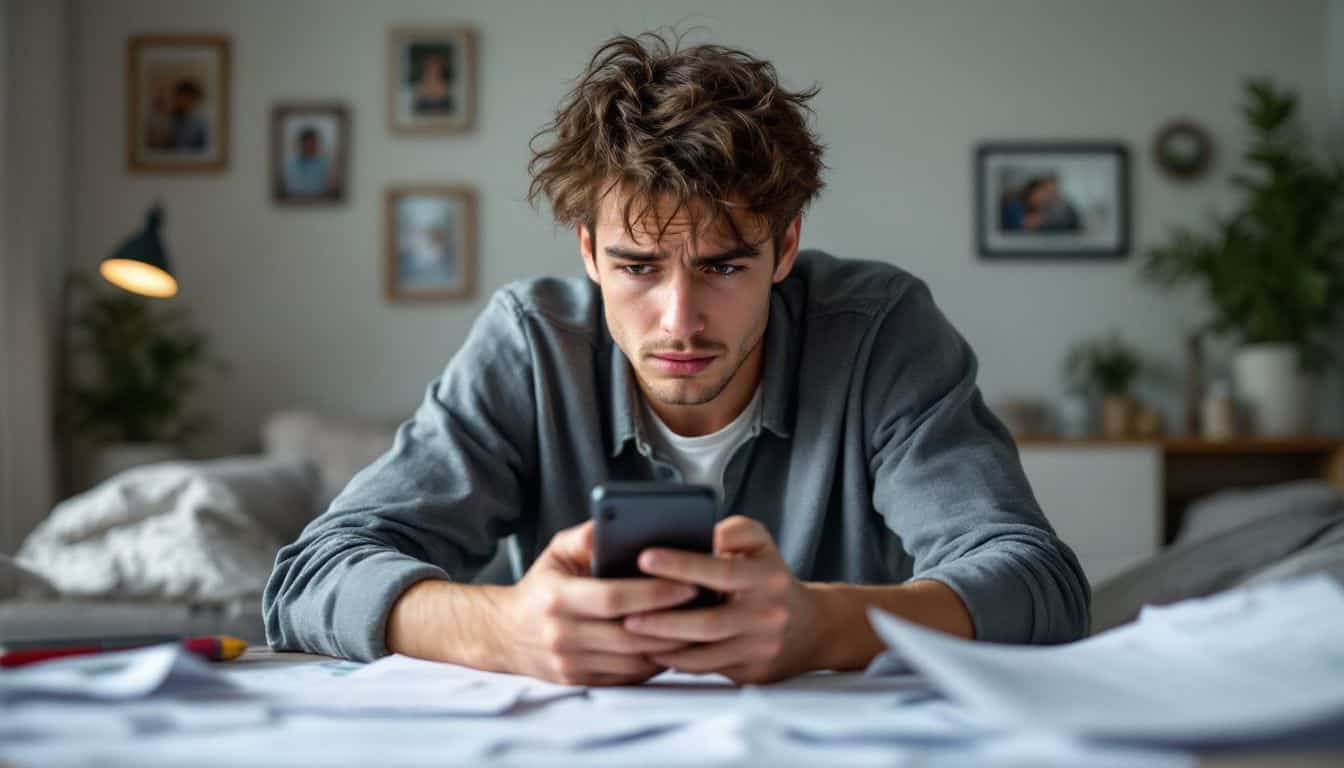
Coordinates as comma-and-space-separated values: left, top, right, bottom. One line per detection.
271, 102, 350, 205
975, 142, 1130, 260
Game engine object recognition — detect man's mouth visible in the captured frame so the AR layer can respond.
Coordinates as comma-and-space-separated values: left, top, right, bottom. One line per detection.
647, 352, 717, 375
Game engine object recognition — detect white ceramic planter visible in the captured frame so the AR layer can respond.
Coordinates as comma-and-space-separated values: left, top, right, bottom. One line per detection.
92, 442, 185, 484
1232, 343, 1315, 436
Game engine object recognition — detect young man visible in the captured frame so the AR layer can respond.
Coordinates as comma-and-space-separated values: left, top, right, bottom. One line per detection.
264, 32, 1089, 686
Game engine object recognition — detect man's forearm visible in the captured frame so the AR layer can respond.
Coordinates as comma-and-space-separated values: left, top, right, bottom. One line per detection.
385, 579, 513, 671
804, 579, 975, 671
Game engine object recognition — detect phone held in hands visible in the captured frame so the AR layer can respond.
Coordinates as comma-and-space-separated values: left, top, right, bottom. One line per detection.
589, 482, 724, 609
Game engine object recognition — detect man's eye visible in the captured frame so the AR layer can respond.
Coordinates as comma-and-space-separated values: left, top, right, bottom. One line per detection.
620, 264, 655, 277
707, 264, 743, 277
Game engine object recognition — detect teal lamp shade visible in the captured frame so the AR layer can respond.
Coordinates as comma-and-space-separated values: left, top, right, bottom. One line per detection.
99, 205, 178, 298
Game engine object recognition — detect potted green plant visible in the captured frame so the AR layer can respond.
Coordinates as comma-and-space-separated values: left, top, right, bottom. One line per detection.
62, 273, 225, 484
1064, 333, 1142, 438
1144, 78, 1344, 436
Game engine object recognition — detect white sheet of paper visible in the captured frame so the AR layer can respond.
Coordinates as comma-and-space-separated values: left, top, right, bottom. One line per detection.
349, 653, 584, 704
868, 574, 1344, 744
584, 668, 737, 709
0, 644, 238, 703
3, 702, 719, 768
263, 653, 585, 716
748, 729, 1194, 768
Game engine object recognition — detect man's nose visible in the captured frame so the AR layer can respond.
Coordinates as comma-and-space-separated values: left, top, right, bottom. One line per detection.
659, 270, 705, 341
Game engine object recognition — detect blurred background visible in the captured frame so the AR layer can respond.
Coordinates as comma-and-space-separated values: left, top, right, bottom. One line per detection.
1, 1, 1342, 598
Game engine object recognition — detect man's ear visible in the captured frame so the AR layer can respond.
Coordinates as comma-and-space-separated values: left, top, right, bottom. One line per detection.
772, 215, 802, 283
579, 225, 600, 284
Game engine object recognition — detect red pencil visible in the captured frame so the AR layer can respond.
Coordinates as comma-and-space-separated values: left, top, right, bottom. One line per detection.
0, 635, 248, 668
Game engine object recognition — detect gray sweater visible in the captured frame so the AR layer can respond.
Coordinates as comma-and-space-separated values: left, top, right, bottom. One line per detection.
264, 251, 1090, 661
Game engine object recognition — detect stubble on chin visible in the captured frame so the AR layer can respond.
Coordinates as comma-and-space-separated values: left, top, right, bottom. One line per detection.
639, 326, 765, 408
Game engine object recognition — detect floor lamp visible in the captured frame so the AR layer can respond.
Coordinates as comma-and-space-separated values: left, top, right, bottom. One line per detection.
56, 205, 177, 497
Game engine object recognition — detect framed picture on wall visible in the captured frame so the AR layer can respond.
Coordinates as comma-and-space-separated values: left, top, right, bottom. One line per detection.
126, 35, 230, 172
975, 142, 1130, 260
387, 26, 477, 135
384, 184, 477, 301
271, 103, 350, 205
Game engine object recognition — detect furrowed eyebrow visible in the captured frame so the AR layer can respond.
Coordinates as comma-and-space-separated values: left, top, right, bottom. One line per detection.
604, 247, 661, 262
603, 245, 760, 265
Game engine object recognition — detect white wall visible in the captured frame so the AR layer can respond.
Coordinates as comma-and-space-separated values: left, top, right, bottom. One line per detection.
1, 0, 69, 553
0, 0, 11, 551
1332, 0, 1344, 128
67, 0, 1336, 461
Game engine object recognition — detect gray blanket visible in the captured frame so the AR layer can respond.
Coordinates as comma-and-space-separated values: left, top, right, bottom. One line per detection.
1091, 481, 1344, 633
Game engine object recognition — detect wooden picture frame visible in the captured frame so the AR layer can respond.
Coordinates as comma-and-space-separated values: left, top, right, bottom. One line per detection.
126, 34, 231, 173
271, 102, 350, 205
384, 184, 477, 301
386, 25, 477, 135
975, 142, 1130, 260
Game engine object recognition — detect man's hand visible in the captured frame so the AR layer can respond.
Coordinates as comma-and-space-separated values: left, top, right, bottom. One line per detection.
620, 516, 821, 685
494, 521, 697, 686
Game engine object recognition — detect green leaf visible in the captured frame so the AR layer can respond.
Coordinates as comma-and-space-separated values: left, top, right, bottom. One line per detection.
1142, 77, 1344, 368
63, 274, 227, 446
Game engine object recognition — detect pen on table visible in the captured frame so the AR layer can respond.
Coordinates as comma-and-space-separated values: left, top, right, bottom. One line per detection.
0, 635, 248, 668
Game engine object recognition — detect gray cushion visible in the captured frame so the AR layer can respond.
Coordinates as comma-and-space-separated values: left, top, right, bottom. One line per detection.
1175, 480, 1344, 545
1240, 521, 1344, 589
1091, 483, 1344, 633
0, 596, 265, 646
189, 455, 321, 544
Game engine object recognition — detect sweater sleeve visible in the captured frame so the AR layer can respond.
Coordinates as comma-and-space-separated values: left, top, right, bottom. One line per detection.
262, 290, 537, 661
864, 278, 1091, 644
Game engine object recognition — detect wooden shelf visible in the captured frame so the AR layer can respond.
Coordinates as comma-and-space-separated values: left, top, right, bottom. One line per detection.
1016, 435, 1343, 454
1015, 434, 1344, 544
1159, 436, 1344, 454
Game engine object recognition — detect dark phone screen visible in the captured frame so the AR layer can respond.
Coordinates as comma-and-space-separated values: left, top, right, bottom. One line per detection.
590, 482, 722, 608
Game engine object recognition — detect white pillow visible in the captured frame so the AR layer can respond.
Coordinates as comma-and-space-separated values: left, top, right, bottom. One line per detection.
16, 457, 318, 602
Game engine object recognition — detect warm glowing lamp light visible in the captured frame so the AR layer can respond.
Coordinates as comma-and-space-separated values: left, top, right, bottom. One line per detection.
99, 205, 177, 298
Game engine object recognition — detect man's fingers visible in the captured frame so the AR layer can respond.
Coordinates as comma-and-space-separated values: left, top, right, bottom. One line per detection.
623, 603, 785, 643
650, 635, 772, 675
554, 577, 697, 619
550, 651, 661, 685
545, 521, 594, 562
714, 516, 772, 555
637, 548, 772, 592
548, 619, 690, 655
540, 519, 594, 572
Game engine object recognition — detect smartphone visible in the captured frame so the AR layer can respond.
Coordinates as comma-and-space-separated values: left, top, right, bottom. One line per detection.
589, 482, 724, 609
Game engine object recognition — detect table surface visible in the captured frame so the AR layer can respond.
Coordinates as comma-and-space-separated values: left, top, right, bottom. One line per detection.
226, 647, 1342, 768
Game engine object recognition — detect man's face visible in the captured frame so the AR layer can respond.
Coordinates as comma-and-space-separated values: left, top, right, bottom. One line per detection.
172, 88, 199, 116
580, 190, 799, 428
1028, 179, 1058, 208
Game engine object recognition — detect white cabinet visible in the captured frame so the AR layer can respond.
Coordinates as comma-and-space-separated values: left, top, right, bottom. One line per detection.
1019, 445, 1161, 587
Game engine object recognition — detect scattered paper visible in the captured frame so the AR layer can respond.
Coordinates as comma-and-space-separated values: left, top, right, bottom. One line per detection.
0, 644, 240, 703
267, 653, 584, 717
868, 574, 1344, 746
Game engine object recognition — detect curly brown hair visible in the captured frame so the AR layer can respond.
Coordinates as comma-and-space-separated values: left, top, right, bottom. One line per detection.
527, 30, 825, 250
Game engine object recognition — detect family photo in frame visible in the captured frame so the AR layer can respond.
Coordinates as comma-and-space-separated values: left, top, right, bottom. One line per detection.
975, 142, 1130, 260
384, 184, 477, 301
126, 35, 230, 173
387, 26, 477, 135
271, 103, 350, 205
